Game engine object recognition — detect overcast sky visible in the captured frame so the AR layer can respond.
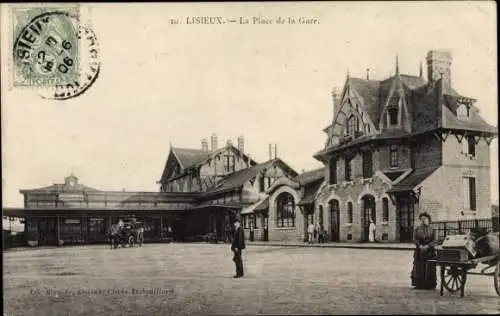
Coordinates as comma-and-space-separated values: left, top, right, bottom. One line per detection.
1, 2, 497, 207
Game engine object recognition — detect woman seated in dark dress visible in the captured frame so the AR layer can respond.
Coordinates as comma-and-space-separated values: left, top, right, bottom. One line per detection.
411, 212, 437, 290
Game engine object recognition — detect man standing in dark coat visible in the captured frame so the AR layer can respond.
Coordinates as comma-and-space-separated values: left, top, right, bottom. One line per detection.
231, 217, 246, 278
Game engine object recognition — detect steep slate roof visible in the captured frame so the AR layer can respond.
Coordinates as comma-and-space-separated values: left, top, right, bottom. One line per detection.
387, 167, 440, 193
298, 179, 323, 206
296, 167, 325, 185
160, 144, 258, 183
316, 69, 497, 162
254, 197, 269, 212
202, 158, 298, 197
171, 147, 213, 169
441, 104, 497, 133
203, 160, 275, 196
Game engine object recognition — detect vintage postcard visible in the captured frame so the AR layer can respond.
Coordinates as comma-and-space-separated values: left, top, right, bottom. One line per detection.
1, 2, 498, 315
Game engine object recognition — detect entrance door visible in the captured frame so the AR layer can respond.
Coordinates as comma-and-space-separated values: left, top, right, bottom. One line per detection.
398, 196, 415, 242
38, 219, 57, 246
361, 196, 376, 242
303, 205, 313, 241
262, 215, 268, 241
172, 218, 186, 242
329, 200, 340, 242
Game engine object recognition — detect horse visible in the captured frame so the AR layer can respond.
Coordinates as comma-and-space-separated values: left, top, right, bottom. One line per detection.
474, 231, 499, 266
107, 224, 122, 249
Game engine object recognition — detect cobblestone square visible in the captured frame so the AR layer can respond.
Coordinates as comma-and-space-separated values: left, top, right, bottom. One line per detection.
3, 244, 499, 315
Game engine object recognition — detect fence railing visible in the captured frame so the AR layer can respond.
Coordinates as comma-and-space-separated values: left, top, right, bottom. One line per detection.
431, 217, 499, 243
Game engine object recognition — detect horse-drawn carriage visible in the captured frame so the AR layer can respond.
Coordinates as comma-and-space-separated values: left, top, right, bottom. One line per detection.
430, 228, 499, 297
107, 220, 144, 249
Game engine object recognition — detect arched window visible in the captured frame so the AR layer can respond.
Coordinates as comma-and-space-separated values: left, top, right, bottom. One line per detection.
347, 202, 353, 223
319, 205, 324, 225
457, 104, 469, 120
276, 192, 295, 228
382, 198, 389, 222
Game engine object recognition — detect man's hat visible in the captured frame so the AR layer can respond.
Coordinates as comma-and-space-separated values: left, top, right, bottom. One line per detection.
418, 212, 432, 222
234, 216, 241, 223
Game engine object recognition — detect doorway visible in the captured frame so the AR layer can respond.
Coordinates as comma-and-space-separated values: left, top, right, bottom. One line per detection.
398, 195, 415, 242
361, 195, 376, 242
329, 200, 340, 242
38, 219, 57, 246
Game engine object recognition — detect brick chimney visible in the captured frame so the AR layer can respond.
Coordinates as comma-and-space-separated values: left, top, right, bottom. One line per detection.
210, 133, 218, 152
237, 135, 245, 153
426, 50, 452, 87
201, 138, 209, 152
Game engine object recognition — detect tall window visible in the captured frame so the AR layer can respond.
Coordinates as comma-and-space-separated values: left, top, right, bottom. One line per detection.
259, 175, 265, 192
390, 145, 398, 168
347, 202, 353, 223
346, 115, 357, 136
329, 158, 337, 185
388, 107, 398, 126
382, 198, 389, 222
319, 205, 324, 226
276, 192, 295, 228
467, 136, 476, 157
345, 157, 352, 181
457, 104, 469, 120
463, 177, 477, 211
362, 151, 373, 178
225, 155, 235, 173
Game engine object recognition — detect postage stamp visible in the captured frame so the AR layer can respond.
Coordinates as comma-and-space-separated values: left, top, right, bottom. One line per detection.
12, 5, 81, 87
9, 4, 100, 100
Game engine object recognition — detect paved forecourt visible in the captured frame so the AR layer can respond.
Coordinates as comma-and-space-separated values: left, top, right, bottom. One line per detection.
3, 243, 498, 315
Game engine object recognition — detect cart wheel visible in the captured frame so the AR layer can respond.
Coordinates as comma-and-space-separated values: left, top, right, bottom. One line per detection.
494, 261, 500, 296
442, 265, 466, 293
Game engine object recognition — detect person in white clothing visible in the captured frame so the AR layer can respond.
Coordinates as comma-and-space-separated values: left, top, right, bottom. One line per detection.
307, 222, 315, 244
368, 218, 376, 242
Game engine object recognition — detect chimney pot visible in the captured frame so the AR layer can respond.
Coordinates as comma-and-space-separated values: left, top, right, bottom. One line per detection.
237, 135, 245, 153
201, 138, 209, 152
210, 133, 218, 151
331, 87, 341, 109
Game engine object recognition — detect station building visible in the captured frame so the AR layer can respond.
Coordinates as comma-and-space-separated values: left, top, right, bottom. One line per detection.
3, 49, 497, 246
3, 136, 322, 246
312, 50, 497, 242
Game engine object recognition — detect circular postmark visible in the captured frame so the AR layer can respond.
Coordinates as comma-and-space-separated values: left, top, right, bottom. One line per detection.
13, 10, 100, 100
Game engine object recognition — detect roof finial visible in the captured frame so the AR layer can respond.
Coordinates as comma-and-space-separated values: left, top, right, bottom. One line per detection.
366, 68, 370, 80
346, 68, 350, 78
169, 141, 172, 149
395, 55, 399, 75
419, 61, 423, 78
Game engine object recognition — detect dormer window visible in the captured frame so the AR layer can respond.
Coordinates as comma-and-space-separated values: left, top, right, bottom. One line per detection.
388, 107, 398, 126
346, 115, 357, 136
457, 104, 470, 120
